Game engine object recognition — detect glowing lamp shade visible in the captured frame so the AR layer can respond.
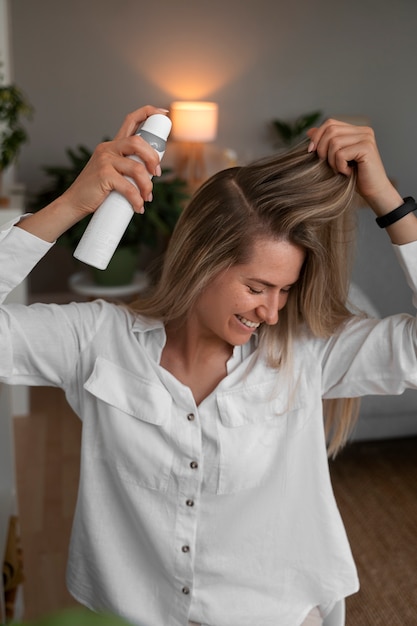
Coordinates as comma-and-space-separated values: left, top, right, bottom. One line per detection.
171, 101, 218, 143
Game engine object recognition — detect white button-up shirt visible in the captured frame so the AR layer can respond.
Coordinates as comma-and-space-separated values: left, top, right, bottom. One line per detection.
1, 221, 417, 626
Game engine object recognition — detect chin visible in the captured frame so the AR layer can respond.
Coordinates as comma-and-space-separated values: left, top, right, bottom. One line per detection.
229, 335, 254, 347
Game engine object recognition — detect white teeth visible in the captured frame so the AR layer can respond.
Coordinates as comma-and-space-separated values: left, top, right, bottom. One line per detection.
237, 315, 260, 329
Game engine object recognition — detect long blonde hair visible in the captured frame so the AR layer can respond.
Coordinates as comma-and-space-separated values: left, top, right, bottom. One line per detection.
133, 140, 361, 456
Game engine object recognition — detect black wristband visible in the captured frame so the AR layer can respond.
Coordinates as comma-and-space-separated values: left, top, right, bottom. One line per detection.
375, 196, 417, 228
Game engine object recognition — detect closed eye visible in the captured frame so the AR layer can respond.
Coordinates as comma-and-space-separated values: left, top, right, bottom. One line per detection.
248, 286, 264, 295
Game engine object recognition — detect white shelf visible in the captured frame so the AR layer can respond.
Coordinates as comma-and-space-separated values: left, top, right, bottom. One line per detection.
0, 205, 29, 416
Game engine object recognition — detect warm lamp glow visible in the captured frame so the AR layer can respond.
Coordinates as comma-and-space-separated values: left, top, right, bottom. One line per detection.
170, 101, 219, 190
170, 101, 218, 142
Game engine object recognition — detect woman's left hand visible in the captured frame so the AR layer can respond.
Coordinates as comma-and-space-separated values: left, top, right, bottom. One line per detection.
307, 119, 417, 245
307, 119, 402, 214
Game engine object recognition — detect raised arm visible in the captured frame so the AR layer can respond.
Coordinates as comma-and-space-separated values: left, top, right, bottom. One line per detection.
307, 120, 417, 245
17, 105, 168, 242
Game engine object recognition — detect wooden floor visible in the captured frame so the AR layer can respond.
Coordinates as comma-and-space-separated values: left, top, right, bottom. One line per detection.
12, 386, 417, 624
13, 387, 81, 621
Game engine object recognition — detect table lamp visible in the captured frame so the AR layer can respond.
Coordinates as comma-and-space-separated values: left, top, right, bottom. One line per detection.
170, 101, 218, 189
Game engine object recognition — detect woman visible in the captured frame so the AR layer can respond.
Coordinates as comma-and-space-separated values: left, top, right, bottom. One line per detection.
1, 105, 416, 626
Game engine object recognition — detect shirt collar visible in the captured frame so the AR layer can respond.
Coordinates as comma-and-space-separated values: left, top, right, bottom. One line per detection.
131, 313, 259, 367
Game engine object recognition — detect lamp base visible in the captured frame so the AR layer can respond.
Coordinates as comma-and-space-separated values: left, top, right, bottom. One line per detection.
175, 142, 207, 191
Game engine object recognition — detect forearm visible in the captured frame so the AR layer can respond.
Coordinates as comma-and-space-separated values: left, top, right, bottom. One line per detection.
365, 184, 417, 246
15, 105, 168, 243
15, 195, 87, 243
307, 121, 417, 245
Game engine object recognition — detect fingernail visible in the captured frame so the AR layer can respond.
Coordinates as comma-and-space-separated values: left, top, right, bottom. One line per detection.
307, 141, 316, 153
157, 108, 169, 113
147, 192, 153, 203
155, 164, 162, 177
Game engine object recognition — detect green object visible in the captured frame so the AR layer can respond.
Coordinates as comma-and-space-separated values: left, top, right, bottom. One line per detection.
271, 110, 322, 146
12, 606, 132, 626
91, 246, 138, 286
0, 82, 33, 171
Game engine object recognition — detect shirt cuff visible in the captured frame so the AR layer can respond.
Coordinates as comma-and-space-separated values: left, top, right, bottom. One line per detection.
0, 217, 54, 302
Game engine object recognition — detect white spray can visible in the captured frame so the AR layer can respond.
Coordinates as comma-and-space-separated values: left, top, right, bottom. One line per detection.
73, 113, 172, 270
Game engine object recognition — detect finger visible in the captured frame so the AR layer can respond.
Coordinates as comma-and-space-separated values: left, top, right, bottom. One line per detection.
307, 121, 375, 174
307, 119, 351, 153
114, 105, 169, 140
111, 173, 150, 214
326, 132, 372, 175
307, 119, 369, 154
108, 134, 161, 177
113, 153, 154, 205
72, 144, 153, 215
96, 153, 154, 214
329, 141, 368, 176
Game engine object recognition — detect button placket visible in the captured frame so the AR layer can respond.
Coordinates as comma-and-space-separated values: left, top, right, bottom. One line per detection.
172, 404, 202, 614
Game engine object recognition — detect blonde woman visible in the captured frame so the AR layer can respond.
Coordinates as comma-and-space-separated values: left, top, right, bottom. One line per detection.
1, 105, 416, 626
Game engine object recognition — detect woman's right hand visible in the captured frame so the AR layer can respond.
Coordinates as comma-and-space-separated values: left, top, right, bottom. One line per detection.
17, 105, 169, 242
62, 104, 168, 218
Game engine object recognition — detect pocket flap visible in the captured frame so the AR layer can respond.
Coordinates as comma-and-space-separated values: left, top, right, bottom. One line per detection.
84, 356, 171, 426
216, 376, 306, 428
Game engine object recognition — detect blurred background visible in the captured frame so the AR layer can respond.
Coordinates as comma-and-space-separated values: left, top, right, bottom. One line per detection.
1, 2, 417, 623
6, 0, 417, 193
1, 0, 416, 305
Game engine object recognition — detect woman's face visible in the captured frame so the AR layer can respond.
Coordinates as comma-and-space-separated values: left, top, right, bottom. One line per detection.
192, 237, 306, 347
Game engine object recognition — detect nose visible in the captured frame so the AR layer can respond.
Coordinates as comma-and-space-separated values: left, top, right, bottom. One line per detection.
256, 294, 280, 326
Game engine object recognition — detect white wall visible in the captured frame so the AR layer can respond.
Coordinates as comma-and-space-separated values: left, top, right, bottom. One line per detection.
7, 0, 417, 312
9, 0, 417, 195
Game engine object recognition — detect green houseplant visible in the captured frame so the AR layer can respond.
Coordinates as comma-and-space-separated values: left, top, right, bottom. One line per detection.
0, 79, 33, 204
31, 142, 188, 286
271, 110, 322, 147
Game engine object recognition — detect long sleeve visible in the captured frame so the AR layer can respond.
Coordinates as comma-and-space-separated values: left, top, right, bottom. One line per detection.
318, 241, 417, 398
0, 220, 108, 387
0, 217, 53, 304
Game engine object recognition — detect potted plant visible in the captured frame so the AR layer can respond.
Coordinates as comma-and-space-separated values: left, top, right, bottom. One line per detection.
0, 78, 33, 205
271, 110, 322, 147
30, 142, 188, 286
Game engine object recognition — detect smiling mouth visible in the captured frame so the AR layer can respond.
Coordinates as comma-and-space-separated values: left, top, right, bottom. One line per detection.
236, 315, 260, 329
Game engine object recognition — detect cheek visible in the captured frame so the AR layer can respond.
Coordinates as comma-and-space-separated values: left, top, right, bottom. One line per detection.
278, 293, 290, 310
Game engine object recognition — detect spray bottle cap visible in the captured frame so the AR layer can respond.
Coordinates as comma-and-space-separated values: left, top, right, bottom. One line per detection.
141, 113, 172, 140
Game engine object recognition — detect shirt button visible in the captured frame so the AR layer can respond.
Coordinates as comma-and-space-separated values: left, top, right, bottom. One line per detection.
186, 499, 194, 507
190, 461, 198, 469
182, 545, 190, 553
187, 413, 195, 421
182, 586, 190, 595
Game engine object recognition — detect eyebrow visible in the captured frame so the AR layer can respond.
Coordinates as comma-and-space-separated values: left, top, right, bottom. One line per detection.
248, 277, 298, 288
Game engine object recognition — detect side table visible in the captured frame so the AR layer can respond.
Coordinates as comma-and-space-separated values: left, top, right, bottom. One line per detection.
68, 271, 149, 302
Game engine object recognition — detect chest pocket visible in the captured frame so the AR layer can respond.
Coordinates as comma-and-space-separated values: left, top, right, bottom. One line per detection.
85, 356, 173, 492
215, 377, 308, 494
